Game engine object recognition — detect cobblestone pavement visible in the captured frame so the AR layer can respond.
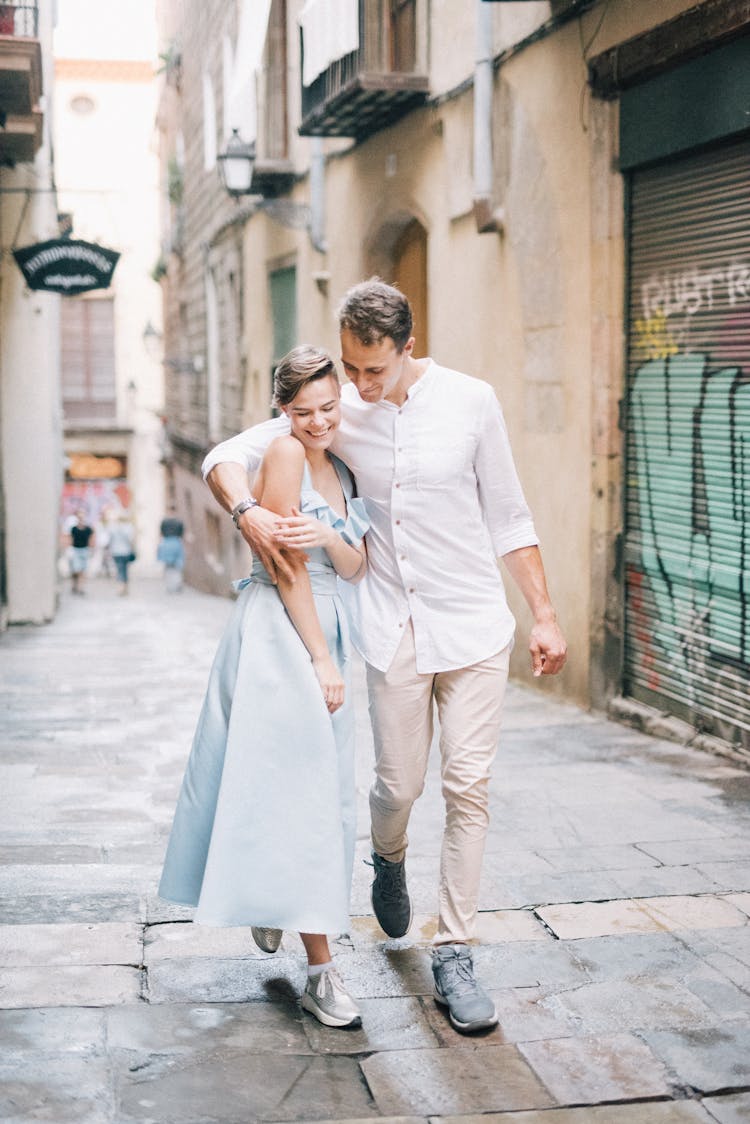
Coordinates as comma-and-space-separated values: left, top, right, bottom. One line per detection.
1, 576, 750, 1124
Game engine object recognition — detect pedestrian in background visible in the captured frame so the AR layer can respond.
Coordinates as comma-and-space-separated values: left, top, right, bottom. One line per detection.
203, 279, 567, 1035
159, 347, 369, 1030
108, 513, 136, 596
67, 510, 95, 596
157, 506, 185, 592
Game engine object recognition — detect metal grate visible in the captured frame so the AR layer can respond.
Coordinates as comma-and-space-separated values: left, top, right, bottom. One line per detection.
623, 136, 750, 749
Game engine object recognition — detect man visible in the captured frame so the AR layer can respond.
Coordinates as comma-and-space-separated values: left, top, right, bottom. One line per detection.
203, 279, 567, 1033
67, 509, 95, 596
158, 505, 186, 593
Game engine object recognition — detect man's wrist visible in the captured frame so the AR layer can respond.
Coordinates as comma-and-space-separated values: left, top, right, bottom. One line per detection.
231, 497, 258, 527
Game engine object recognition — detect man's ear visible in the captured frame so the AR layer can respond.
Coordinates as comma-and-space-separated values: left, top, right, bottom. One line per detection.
402, 336, 416, 357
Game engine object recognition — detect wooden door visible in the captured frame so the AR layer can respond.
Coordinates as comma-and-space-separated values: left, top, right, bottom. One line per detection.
392, 219, 427, 358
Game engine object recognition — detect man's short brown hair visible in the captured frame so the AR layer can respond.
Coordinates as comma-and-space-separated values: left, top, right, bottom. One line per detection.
337, 278, 413, 351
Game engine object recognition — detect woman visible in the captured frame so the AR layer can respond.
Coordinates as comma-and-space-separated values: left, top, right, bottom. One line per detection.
108, 513, 136, 596
159, 346, 368, 1028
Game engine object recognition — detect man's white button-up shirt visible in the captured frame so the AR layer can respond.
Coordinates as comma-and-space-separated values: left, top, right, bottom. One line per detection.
202, 361, 538, 674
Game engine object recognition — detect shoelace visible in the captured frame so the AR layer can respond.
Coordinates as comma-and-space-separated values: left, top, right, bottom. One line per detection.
371, 860, 406, 904
316, 966, 346, 999
437, 953, 478, 998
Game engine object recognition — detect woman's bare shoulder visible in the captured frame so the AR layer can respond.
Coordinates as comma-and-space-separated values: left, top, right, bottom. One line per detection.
263, 434, 305, 466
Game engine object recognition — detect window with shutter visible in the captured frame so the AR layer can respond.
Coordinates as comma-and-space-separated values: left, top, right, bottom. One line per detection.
61, 297, 117, 425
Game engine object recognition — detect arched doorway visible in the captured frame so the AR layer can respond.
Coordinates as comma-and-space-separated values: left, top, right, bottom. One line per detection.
392, 219, 428, 358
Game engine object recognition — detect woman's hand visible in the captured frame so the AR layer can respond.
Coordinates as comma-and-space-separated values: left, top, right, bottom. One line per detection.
275, 507, 336, 551
312, 653, 345, 714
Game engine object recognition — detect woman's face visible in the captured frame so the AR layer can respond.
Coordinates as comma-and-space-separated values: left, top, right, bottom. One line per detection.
283, 374, 341, 450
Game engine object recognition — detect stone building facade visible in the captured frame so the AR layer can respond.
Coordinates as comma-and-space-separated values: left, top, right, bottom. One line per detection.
156, 0, 750, 754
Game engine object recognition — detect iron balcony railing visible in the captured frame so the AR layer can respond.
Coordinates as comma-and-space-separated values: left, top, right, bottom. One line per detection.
300, 0, 428, 139
0, 1, 39, 37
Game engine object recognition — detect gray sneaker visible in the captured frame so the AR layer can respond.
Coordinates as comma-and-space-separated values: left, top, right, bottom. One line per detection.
370, 852, 412, 938
251, 926, 282, 953
432, 944, 498, 1033
301, 966, 362, 1028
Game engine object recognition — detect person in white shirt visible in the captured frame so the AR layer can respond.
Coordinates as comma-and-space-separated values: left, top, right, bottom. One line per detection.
202, 279, 567, 1034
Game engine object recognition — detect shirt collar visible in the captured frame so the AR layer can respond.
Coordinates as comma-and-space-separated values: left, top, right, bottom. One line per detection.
379, 358, 436, 410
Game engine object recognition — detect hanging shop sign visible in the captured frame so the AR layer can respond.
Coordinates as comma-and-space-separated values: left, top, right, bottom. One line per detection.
12, 238, 120, 295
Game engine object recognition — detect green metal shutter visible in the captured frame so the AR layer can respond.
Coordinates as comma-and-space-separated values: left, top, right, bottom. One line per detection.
624, 136, 750, 750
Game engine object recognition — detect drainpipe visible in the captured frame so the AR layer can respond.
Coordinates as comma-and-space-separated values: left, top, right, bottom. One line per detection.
309, 136, 327, 253
473, 0, 504, 234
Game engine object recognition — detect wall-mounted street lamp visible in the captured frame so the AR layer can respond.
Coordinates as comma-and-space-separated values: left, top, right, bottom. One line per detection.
216, 129, 326, 253
216, 129, 257, 198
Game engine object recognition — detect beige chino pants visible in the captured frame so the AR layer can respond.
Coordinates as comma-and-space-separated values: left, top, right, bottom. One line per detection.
366, 620, 510, 945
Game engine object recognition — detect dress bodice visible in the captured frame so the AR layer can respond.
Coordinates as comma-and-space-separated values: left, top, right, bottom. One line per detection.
235, 454, 368, 596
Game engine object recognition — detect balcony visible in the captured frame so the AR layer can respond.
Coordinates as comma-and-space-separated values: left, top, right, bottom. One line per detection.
0, 1, 42, 163
299, 0, 428, 140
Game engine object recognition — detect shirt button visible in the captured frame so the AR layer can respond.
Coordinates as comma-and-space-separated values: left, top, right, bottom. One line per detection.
400, 554, 406, 560
395, 520, 401, 525
394, 483, 401, 488
408, 587, 415, 593
398, 622, 404, 627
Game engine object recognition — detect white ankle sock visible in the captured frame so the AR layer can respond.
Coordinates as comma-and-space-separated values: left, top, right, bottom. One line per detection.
308, 960, 333, 978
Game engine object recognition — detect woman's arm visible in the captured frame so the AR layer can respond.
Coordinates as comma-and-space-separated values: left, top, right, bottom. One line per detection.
275, 509, 367, 584
257, 438, 344, 713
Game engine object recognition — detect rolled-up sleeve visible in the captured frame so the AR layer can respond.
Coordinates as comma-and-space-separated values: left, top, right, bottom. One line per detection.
201, 416, 290, 480
474, 389, 539, 557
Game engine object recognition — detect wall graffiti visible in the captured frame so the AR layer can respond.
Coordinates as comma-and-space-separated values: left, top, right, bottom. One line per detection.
629, 350, 750, 729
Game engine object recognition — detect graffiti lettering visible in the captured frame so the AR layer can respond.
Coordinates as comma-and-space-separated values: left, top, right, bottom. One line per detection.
630, 353, 750, 685
642, 261, 750, 321
634, 312, 679, 361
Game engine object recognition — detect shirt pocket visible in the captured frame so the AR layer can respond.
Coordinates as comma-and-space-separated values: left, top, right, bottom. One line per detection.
416, 436, 471, 490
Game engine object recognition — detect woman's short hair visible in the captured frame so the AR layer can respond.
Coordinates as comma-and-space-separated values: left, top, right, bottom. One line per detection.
337, 278, 413, 350
272, 345, 339, 408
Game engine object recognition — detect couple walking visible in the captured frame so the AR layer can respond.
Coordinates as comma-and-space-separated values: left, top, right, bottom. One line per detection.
159, 279, 566, 1034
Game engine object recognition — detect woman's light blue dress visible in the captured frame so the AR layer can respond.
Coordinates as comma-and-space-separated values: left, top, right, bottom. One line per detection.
159, 455, 368, 934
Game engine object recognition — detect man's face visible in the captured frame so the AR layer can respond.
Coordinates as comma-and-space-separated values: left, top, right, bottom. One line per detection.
340, 329, 413, 404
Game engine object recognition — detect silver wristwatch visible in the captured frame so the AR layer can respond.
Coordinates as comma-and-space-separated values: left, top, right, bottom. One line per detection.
231, 497, 258, 527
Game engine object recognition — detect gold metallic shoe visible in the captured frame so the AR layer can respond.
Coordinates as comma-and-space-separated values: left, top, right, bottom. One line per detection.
251, 926, 282, 953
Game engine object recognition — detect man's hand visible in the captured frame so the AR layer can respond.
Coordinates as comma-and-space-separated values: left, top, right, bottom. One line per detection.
236, 506, 300, 584
529, 615, 567, 677
502, 544, 568, 678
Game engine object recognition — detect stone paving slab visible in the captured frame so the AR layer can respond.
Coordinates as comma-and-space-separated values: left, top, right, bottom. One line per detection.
0, 1055, 115, 1123
433, 1103, 716, 1123
0, 1007, 106, 1056
725, 892, 750, 916
0, 922, 143, 967
349, 909, 550, 946
0, 891, 145, 925
702, 1092, 750, 1122
642, 1023, 750, 1093
115, 1051, 375, 1122
0, 964, 142, 1008
517, 1031, 674, 1103
106, 1001, 313, 1055
361, 1044, 554, 1116
302, 995, 440, 1054
144, 922, 266, 962
538, 894, 750, 939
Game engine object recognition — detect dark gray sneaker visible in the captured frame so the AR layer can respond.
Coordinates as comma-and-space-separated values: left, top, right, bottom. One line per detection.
370, 852, 412, 938
432, 944, 498, 1033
